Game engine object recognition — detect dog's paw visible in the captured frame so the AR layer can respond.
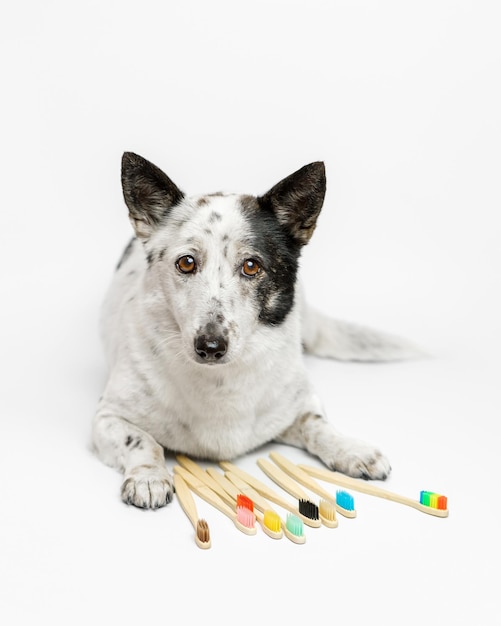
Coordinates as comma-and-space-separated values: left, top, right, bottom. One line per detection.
121, 464, 174, 509
324, 439, 391, 480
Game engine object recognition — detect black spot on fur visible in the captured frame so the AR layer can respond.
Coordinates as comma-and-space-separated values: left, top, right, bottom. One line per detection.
158, 248, 166, 262
146, 251, 154, 266
241, 196, 301, 326
125, 436, 133, 447
209, 211, 222, 222
116, 237, 136, 270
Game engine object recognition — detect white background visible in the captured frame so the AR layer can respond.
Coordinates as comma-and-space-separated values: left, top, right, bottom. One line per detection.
1, 1, 500, 624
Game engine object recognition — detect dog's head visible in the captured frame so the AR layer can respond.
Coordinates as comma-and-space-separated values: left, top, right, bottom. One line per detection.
121, 152, 326, 366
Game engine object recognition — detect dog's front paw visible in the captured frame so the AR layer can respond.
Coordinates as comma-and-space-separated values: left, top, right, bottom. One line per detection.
121, 464, 174, 509
325, 439, 391, 480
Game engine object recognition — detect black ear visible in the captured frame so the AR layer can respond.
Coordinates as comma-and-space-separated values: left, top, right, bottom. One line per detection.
258, 162, 326, 245
121, 152, 184, 238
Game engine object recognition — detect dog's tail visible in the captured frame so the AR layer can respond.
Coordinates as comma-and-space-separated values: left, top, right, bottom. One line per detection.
301, 304, 426, 362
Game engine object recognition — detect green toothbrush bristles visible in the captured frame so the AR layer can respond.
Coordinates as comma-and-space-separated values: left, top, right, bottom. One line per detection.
336, 489, 355, 511
286, 513, 304, 537
420, 491, 448, 510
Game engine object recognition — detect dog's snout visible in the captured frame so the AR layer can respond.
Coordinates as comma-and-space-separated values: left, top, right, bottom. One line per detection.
194, 334, 228, 361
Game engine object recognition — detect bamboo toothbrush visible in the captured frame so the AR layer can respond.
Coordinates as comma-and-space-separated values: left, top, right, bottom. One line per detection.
268, 452, 357, 519
173, 472, 211, 549
176, 455, 234, 506
297, 461, 449, 518
220, 469, 306, 544
219, 461, 321, 528
204, 468, 284, 541
257, 457, 338, 528
173, 465, 257, 534
176, 455, 284, 541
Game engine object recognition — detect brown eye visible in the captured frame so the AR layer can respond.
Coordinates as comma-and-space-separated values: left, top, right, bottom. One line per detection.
242, 259, 261, 277
176, 255, 197, 274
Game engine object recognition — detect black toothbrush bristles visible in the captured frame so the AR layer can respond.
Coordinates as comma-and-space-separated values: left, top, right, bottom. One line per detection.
298, 498, 319, 520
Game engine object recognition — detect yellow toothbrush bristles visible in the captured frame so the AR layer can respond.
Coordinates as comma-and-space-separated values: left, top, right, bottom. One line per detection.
263, 509, 282, 533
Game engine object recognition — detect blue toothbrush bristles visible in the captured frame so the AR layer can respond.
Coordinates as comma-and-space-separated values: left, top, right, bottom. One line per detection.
336, 489, 355, 511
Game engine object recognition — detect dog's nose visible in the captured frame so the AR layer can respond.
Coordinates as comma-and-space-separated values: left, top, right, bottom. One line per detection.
194, 334, 228, 361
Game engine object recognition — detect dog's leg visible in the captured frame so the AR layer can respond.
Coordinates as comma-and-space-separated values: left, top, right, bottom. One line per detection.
275, 411, 391, 480
301, 300, 425, 362
92, 412, 174, 508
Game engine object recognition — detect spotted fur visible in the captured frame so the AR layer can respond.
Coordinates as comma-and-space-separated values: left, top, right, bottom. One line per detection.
92, 152, 422, 508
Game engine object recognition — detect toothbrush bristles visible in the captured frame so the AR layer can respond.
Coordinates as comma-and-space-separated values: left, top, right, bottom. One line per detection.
286, 513, 304, 537
319, 499, 336, 521
236, 493, 254, 511
196, 519, 211, 545
336, 489, 355, 511
263, 509, 281, 533
420, 491, 448, 510
236, 505, 256, 528
298, 498, 319, 520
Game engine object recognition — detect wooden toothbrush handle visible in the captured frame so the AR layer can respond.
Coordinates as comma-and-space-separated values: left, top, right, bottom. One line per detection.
219, 461, 294, 511
225, 471, 277, 514
175, 455, 230, 500
257, 458, 310, 500
206, 467, 241, 501
173, 465, 236, 519
297, 462, 414, 503
297, 463, 449, 517
268, 452, 338, 503
173, 472, 199, 530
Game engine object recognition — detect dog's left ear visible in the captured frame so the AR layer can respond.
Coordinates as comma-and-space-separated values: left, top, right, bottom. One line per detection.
259, 162, 326, 245
121, 152, 185, 239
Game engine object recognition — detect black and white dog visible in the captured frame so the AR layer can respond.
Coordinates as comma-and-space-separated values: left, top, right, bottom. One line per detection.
92, 153, 419, 508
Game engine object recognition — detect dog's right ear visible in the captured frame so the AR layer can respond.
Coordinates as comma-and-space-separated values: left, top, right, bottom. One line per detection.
121, 152, 184, 239
258, 162, 326, 246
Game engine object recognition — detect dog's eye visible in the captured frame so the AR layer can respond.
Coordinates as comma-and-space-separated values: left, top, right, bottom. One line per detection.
176, 255, 197, 274
242, 259, 261, 277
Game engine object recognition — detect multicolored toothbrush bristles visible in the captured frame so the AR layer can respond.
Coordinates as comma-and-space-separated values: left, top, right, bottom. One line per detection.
285, 513, 306, 544
195, 519, 211, 549
298, 498, 319, 521
319, 499, 338, 528
420, 491, 448, 510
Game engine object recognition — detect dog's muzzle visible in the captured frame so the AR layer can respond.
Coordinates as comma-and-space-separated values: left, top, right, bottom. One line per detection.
194, 333, 228, 362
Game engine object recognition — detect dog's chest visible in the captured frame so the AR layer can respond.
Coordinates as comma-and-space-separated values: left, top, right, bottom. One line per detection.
147, 362, 307, 459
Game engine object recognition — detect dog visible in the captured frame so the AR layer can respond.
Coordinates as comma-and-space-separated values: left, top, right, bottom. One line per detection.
92, 152, 420, 508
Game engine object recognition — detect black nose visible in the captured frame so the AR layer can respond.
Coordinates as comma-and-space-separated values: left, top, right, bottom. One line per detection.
194, 334, 228, 361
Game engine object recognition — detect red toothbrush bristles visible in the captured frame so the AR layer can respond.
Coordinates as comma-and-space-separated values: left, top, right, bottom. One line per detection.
437, 495, 448, 510
236, 494, 254, 511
